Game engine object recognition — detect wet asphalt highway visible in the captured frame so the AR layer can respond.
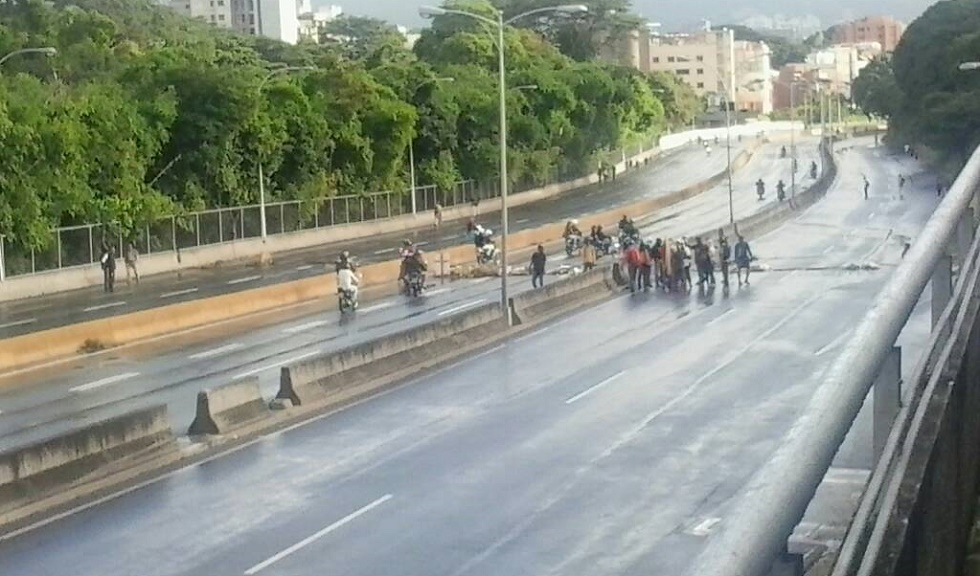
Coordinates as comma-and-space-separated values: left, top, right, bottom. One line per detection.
0, 139, 939, 576
0, 141, 756, 339
0, 140, 820, 453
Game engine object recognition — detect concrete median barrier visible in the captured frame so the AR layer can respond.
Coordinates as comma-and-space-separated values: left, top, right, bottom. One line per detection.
187, 377, 269, 436
0, 141, 765, 375
509, 265, 615, 325
277, 302, 506, 406
0, 405, 175, 514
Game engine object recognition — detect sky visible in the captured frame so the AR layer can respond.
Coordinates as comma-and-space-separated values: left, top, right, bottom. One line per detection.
327, 0, 938, 32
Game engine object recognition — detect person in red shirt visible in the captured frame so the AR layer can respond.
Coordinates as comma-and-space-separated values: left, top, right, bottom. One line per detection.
624, 240, 642, 293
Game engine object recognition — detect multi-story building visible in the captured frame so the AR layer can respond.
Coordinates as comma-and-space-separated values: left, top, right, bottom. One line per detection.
831, 16, 905, 53
298, 4, 342, 43
805, 42, 881, 98
166, 0, 298, 43
612, 24, 772, 115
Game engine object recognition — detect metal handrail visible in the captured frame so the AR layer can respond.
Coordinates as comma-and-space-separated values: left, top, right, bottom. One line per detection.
830, 193, 980, 575
687, 142, 980, 576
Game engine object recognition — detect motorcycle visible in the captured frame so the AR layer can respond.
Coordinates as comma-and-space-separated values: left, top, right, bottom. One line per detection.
565, 234, 583, 256
594, 236, 619, 257
476, 229, 499, 265
337, 288, 357, 313
406, 270, 425, 297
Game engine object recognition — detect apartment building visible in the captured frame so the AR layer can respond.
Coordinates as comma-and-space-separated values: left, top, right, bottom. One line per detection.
166, 0, 298, 43
618, 26, 772, 115
831, 16, 905, 53
298, 3, 342, 43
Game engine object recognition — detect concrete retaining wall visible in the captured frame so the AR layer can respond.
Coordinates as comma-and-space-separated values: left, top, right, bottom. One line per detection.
278, 302, 506, 406
509, 266, 615, 325
0, 405, 174, 511
187, 377, 269, 436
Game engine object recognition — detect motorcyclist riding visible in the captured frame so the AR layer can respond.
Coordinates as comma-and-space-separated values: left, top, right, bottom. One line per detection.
564, 219, 582, 238
618, 215, 638, 238
336, 260, 360, 310
403, 246, 428, 294
335, 250, 356, 273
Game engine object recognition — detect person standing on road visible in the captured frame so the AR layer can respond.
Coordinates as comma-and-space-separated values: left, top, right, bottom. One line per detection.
718, 236, 732, 287
639, 240, 653, 291
530, 245, 547, 289
581, 238, 596, 271
623, 240, 641, 293
124, 242, 140, 286
433, 204, 443, 229
863, 176, 870, 200
734, 235, 754, 286
100, 243, 117, 293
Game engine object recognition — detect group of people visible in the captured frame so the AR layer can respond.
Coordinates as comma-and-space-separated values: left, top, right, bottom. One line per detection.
98, 242, 141, 293
618, 231, 755, 293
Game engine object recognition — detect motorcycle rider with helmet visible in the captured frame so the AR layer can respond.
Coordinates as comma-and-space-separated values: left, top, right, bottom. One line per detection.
335, 250, 357, 273
334, 251, 359, 310
564, 219, 582, 238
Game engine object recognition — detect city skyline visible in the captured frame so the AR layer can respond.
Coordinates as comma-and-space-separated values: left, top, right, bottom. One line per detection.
320, 0, 934, 32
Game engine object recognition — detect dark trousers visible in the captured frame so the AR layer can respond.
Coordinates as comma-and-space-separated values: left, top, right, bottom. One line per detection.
103, 267, 115, 293
640, 265, 652, 290
628, 264, 639, 292
532, 268, 545, 288
721, 262, 730, 286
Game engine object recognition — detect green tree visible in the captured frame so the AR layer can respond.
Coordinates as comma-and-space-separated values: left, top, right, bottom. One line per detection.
851, 56, 900, 120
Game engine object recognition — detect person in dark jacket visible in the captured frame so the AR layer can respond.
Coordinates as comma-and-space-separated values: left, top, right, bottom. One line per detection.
100, 243, 116, 293
530, 245, 546, 288
734, 235, 754, 286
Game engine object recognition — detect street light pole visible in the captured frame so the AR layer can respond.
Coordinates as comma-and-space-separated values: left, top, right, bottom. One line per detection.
790, 84, 797, 198
257, 65, 314, 242
0, 47, 57, 67
723, 94, 734, 224
419, 4, 587, 325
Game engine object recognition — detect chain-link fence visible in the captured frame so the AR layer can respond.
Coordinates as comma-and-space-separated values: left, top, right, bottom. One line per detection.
1, 137, 660, 280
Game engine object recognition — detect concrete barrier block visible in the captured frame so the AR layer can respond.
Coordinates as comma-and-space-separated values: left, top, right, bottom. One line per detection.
187, 377, 269, 436
0, 405, 174, 509
277, 302, 506, 406
509, 266, 614, 325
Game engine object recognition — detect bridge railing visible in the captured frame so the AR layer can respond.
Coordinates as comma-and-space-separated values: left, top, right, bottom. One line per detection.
687, 141, 980, 576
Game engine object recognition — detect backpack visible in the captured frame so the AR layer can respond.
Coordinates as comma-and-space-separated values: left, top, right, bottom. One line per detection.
626, 247, 641, 266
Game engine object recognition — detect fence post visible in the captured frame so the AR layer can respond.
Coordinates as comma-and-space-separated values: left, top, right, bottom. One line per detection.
57, 230, 63, 269
171, 217, 177, 257
932, 255, 953, 328
280, 202, 285, 234
0, 234, 5, 282
88, 226, 94, 264
872, 346, 902, 465
146, 224, 151, 255
196, 213, 202, 246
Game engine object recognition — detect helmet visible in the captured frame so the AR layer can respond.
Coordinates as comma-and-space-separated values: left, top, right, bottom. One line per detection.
402, 239, 413, 247
571, 219, 578, 226
341, 250, 350, 259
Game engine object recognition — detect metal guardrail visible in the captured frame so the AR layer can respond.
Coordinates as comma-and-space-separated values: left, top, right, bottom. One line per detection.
687, 142, 980, 576
0, 139, 657, 281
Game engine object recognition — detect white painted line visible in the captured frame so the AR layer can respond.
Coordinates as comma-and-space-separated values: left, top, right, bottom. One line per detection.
244, 494, 393, 575
295, 265, 313, 271
566, 371, 625, 404
426, 288, 450, 296
513, 326, 549, 343
282, 320, 329, 334
233, 351, 319, 380
70, 372, 139, 393
822, 245, 835, 255
83, 301, 127, 313
227, 275, 261, 285
0, 318, 36, 329
160, 287, 199, 299
373, 247, 396, 255
188, 343, 244, 360
516, 218, 530, 224
706, 309, 735, 327
823, 467, 871, 485
437, 299, 487, 316
359, 302, 393, 313
415, 241, 429, 247
441, 235, 458, 241
687, 517, 722, 536
779, 270, 800, 283
869, 212, 876, 219
815, 330, 852, 356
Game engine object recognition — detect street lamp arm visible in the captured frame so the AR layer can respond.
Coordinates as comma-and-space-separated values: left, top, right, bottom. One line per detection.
421, 6, 497, 27
504, 5, 587, 25
0, 47, 57, 67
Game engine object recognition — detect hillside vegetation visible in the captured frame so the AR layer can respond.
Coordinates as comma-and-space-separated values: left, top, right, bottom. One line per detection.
0, 0, 701, 254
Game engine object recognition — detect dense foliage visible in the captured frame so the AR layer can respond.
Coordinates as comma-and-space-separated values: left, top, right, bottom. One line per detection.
0, 0, 695, 254
851, 0, 980, 166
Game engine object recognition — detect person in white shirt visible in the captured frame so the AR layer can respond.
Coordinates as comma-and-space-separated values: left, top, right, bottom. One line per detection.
337, 266, 360, 307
